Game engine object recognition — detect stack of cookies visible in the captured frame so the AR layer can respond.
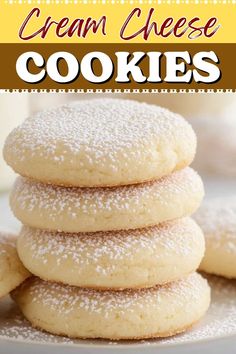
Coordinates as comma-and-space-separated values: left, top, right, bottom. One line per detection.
3, 99, 210, 340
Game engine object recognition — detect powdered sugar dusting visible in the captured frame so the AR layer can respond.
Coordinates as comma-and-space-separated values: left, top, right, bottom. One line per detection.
5, 99, 195, 166
194, 197, 236, 252
11, 168, 203, 221
0, 310, 71, 345
14, 273, 205, 317
0, 275, 235, 346
20, 218, 201, 270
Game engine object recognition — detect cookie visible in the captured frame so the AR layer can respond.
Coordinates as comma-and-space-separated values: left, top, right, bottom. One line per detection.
3, 99, 196, 187
0, 232, 30, 298
12, 273, 210, 340
17, 217, 205, 289
195, 197, 236, 279
10, 167, 204, 233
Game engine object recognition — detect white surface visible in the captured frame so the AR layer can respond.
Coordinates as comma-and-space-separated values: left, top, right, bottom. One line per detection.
191, 108, 236, 177
0, 194, 21, 234
128, 93, 236, 119
0, 94, 29, 192
0, 177, 236, 353
202, 175, 236, 199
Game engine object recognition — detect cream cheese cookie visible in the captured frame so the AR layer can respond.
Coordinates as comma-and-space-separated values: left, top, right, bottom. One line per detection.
195, 197, 236, 279
17, 217, 205, 289
0, 232, 30, 298
3, 99, 196, 187
12, 273, 210, 340
10, 167, 204, 233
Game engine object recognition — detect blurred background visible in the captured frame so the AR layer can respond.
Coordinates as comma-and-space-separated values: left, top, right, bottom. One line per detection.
1, 92, 236, 195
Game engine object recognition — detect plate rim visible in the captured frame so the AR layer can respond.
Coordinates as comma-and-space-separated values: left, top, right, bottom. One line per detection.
0, 325, 235, 350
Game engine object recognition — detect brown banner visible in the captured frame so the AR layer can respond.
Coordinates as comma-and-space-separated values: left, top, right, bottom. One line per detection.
0, 43, 235, 90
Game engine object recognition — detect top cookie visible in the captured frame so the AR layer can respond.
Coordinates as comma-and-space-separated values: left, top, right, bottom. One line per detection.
4, 99, 196, 187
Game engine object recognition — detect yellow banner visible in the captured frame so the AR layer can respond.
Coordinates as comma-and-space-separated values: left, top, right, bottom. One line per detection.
0, 0, 235, 44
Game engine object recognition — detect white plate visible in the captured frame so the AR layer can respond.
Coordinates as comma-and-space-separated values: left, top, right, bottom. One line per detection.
0, 276, 236, 354
0, 180, 236, 354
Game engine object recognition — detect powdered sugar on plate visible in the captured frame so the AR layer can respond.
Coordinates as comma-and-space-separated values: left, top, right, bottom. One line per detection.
0, 275, 235, 347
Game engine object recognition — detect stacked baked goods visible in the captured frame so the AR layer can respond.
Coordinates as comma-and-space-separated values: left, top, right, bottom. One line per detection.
3, 98, 210, 340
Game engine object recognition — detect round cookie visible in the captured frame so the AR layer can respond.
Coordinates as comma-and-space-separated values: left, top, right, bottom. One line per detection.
12, 273, 210, 340
3, 99, 196, 187
0, 232, 30, 298
195, 197, 236, 279
10, 167, 204, 233
17, 217, 205, 289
